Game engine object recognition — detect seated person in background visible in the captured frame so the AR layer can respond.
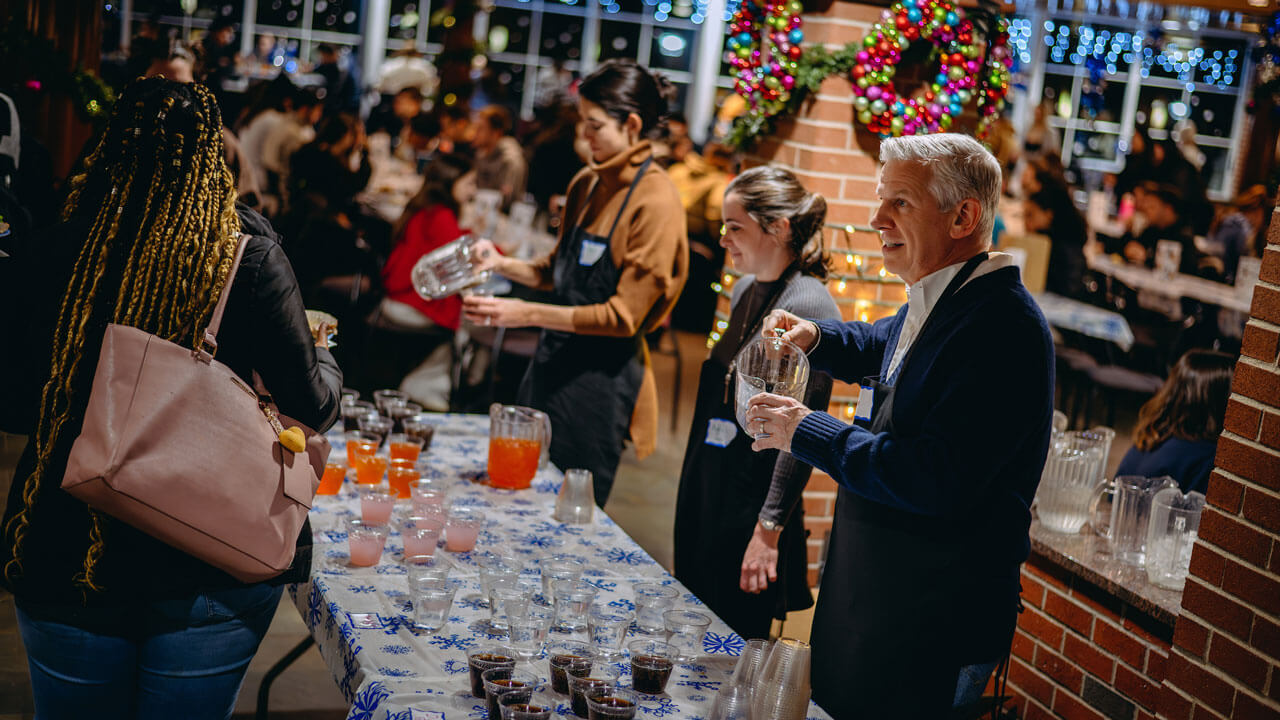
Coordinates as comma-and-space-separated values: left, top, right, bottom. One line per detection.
1116, 349, 1234, 494
1205, 184, 1272, 283
471, 105, 527, 210
262, 87, 322, 210
366, 86, 424, 161
1024, 185, 1087, 298
1112, 182, 1203, 275
373, 153, 473, 409
435, 102, 473, 157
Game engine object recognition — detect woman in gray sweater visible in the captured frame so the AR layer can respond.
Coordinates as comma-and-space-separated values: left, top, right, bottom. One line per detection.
674, 166, 839, 639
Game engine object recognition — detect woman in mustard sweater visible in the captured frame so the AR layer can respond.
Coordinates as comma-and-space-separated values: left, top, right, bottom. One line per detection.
465, 60, 689, 505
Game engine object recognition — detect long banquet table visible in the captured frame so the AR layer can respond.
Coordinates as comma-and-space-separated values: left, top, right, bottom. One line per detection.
288, 413, 832, 719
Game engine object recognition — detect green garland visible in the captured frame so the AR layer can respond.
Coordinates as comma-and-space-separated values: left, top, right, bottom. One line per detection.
0, 19, 115, 124
725, 42, 862, 151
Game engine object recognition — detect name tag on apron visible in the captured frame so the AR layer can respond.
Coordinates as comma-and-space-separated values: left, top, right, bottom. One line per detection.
578, 238, 608, 266
704, 418, 737, 447
854, 385, 874, 421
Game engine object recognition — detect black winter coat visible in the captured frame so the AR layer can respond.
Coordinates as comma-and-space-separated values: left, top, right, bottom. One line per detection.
0, 205, 341, 624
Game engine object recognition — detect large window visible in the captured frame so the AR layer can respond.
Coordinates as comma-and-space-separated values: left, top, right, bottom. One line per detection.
1010, 0, 1257, 199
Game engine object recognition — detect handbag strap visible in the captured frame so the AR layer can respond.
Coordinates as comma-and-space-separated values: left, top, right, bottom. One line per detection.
196, 234, 251, 361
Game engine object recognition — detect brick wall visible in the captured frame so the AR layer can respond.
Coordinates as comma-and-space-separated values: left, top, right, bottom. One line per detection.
1159, 212, 1280, 719
1007, 556, 1174, 720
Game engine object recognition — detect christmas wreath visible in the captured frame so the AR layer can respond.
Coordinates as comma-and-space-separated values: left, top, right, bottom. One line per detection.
725, 0, 1010, 148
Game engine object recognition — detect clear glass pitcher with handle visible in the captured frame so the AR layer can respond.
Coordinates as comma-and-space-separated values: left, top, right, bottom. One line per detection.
1145, 487, 1205, 590
411, 233, 492, 300
487, 404, 551, 490
734, 331, 809, 440
1034, 431, 1108, 533
1090, 475, 1179, 565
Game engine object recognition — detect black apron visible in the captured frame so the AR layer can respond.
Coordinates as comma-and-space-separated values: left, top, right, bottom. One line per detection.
517, 158, 652, 507
673, 273, 813, 640
810, 253, 988, 719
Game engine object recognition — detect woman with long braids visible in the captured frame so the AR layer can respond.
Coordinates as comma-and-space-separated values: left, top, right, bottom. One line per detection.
0, 78, 341, 717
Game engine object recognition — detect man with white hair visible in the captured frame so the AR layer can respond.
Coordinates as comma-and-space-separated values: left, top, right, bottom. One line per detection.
749, 134, 1054, 718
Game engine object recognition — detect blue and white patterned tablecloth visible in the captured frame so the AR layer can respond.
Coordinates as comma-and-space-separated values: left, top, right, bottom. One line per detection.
289, 413, 831, 720
1033, 292, 1135, 351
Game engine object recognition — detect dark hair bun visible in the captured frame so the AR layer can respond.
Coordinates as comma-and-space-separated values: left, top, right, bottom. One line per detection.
579, 59, 674, 139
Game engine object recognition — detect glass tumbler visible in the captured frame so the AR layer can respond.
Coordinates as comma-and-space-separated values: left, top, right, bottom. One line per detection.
628, 639, 675, 695
400, 515, 443, 558
540, 555, 585, 600
663, 610, 711, 663
587, 606, 633, 660
404, 554, 450, 593
412, 582, 458, 632
508, 606, 554, 660
552, 580, 599, 632
632, 584, 678, 634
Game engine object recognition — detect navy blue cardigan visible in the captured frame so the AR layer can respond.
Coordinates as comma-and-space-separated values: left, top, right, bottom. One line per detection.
791, 266, 1055, 649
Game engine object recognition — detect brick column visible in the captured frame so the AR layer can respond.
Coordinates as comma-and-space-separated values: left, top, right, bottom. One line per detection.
1160, 210, 1280, 719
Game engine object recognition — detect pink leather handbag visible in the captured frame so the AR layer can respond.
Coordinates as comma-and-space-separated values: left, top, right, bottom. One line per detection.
62, 235, 330, 583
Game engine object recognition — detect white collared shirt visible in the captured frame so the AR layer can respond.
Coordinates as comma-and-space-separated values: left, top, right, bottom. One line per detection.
885, 252, 1017, 380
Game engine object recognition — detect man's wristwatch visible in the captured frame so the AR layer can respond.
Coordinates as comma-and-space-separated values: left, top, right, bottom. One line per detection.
758, 517, 783, 532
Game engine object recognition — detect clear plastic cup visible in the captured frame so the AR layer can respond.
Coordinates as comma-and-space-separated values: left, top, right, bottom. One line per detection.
409, 480, 449, 513
547, 640, 594, 695
627, 639, 675, 695
467, 645, 516, 698
353, 453, 389, 486
552, 580, 598, 633
358, 413, 395, 448
662, 610, 711, 663
342, 401, 376, 433
508, 606, 554, 660
400, 514, 443, 557
587, 606, 633, 660
344, 430, 380, 466
372, 388, 410, 415
387, 457, 420, 498
490, 583, 534, 632
412, 582, 457, 631
359, 488, 396, 525
569, 666, 621, 719
483, 668, 541, 720
388, 432, 425, 464
632, 584, 678, 634
585, 686, 638, 720
540, 555, 585, 599
404, 554, 450, 592
446, 507, 486, 552
346, 519, 388, 567
499, 697, 552, 720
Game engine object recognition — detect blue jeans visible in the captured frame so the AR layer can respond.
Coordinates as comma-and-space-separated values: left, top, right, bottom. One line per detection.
954, 660, 1001, 707
16, 583, 283, 719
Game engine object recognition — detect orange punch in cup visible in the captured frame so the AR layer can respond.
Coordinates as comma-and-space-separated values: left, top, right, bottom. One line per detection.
388, 459, 420, 499
354, 454, 388, 485
317, 461, 346, 495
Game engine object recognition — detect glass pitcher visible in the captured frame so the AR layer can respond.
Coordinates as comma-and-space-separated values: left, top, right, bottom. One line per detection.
1090, 475, 1179, 565
734, 332, 809, 439
411, 233, 492, 300
1145, 487, 1205, 590
1034, 431, 1108, 533
488, 404, 551, 490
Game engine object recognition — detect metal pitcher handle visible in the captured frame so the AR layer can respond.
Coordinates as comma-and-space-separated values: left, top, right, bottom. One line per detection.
1088, 479, 1116, 539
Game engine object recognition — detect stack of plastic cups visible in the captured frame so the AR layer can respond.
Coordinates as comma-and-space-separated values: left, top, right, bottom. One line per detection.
751, 639, 811, 720
709, 639, 770, 720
